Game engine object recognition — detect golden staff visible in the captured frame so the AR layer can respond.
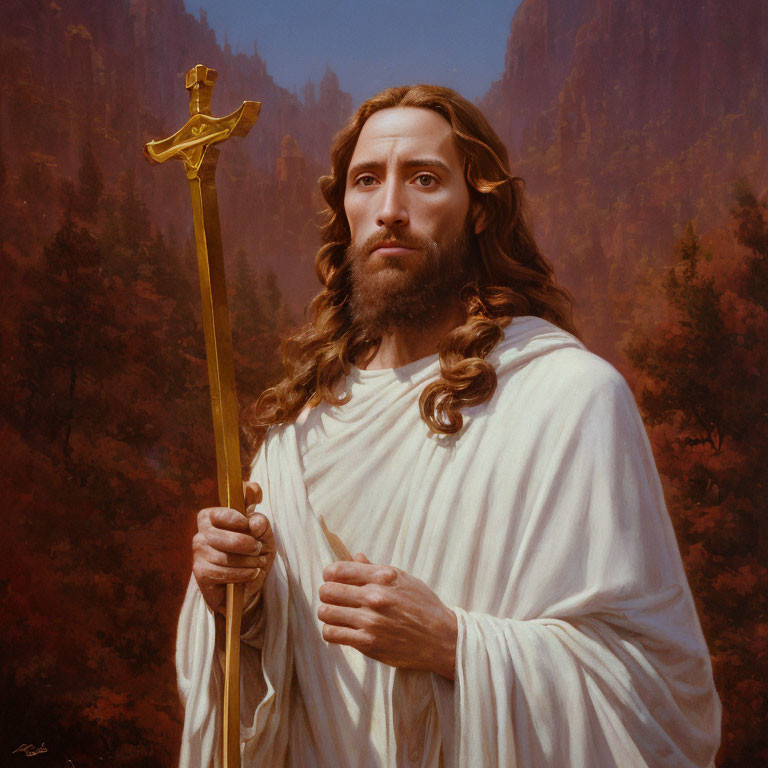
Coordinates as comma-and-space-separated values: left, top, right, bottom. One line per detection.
143, 63, 261, 768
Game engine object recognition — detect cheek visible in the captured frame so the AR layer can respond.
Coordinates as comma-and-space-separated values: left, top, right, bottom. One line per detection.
421, 203, 468, 238
415, 189, 470, 231
344, 194, 364, 240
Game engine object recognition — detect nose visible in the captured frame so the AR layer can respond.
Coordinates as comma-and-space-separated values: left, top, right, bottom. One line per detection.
376, 179, 409, 229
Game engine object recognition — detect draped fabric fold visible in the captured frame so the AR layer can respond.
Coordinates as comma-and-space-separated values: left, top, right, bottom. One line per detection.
176, 316, 720, 767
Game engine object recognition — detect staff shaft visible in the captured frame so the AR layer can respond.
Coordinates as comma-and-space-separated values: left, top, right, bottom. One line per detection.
143, 64, 261, 767
189, 148, 244, 768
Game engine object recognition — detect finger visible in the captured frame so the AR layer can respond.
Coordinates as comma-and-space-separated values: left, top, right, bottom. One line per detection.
322, 561, 397, 586
207, 507, 250, 533
321, 623, 372, 652
322, 561, 375, 585
248, 566, 269, 593
353, 552, 371, 564
248, 512, 274, 541
204, 546, 266, 570
243, 480, 263, 507
317, 603, 369, 629
198, 563, 262, 585
318, 581, 365, 608
207, 527, 263, 555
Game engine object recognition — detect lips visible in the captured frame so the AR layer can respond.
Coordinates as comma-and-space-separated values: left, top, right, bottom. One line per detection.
370, 239, 420, 257
373, 244, 416, 256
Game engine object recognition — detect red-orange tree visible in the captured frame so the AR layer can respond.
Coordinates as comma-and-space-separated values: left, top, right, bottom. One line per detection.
626, 186, 768, 766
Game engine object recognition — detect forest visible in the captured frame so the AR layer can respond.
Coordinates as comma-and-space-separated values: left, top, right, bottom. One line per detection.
2, 0, 767, 765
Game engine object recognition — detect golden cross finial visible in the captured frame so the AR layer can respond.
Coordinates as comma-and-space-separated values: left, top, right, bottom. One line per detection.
144, 64, 260, 178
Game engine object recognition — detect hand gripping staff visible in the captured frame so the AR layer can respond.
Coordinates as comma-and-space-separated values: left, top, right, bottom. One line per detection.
143, 64, 261, 768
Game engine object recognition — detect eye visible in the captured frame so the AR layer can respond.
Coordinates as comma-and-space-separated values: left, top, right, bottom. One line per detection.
414, 173, 437, 188
355, 174, 378, 187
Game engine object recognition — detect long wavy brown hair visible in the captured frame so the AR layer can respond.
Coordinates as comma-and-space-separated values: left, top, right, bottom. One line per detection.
242, 84, 577, 456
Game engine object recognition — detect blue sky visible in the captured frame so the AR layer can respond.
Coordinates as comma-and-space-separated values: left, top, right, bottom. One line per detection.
187, 0, 523, 102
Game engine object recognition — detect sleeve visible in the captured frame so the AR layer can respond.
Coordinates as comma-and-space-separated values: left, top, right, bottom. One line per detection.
175, 441, 293, 768
176, 574, 224, 768
175, 575, 273, 768
436, 362, 721, 768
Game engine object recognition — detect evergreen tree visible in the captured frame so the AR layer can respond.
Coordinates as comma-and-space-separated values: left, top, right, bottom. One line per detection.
625, 190, 768, 767
262, 266, 292, 328
117, 169, 150, 255
627, 223, 730, 451
732, 180, 768, 308
19, 217, 121, 458
231, 255, 293, 406
73, 142, 104, 221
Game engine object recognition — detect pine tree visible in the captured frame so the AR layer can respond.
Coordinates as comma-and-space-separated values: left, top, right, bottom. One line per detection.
625, 190, 768, 767
732, 180, 768, 308
18, 217, 121, 458
73, 142, 104, 222
627, 223, 730, 451
117, 169, 150, 255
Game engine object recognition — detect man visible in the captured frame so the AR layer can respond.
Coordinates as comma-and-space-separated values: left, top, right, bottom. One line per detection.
177, 85, 721, 767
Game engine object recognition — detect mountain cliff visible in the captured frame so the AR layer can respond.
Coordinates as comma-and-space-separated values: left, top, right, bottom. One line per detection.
1, 0, 353, 307
482, 0, 768, 355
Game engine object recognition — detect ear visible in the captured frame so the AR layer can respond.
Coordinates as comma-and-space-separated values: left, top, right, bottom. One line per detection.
471, 202, 487, 235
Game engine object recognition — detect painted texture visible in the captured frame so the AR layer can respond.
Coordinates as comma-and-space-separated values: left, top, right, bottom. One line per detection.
1, 0, 766, 765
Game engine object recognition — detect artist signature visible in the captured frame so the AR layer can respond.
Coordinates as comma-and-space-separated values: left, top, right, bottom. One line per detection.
12, 743, 76, 765
13, 743, 47, 757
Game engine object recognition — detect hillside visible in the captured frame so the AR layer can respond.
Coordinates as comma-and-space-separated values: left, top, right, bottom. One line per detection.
1, 0, 353, 307
482, 0, 768, 357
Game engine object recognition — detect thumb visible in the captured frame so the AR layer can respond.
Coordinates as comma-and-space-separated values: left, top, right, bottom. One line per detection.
353, 552, 371, 564
243, 480, 263, 511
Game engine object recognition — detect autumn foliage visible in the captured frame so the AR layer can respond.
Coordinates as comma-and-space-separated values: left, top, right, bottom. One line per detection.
2, 0, 768, 764
625, 187, 768, 766
1, 145, 293, 766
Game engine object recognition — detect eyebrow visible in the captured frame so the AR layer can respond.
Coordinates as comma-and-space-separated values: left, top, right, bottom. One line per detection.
347, 157, 452, 179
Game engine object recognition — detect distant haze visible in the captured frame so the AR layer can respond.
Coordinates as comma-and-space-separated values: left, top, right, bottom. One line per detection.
186, 0, 523, 101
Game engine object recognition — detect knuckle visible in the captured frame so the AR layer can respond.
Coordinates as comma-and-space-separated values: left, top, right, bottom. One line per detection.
379, 567, 398, 585
211, 507, 240, 529
357, 633, 376, 655
321, 564, 336, 582
366, 585, 390, 611
194, 564, 213, 585
359, 610, 378, 630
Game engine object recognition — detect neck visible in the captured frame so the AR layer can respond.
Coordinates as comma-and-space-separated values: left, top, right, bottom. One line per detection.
358, 304, 464, 370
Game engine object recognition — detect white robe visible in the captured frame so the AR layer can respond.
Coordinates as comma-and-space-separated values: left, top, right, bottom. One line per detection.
176, 316, 721, 767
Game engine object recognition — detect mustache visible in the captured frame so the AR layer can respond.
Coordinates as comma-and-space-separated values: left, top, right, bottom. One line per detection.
360, 229, 435, 255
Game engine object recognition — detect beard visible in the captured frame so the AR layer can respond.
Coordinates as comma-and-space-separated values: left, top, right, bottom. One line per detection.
347, 223, 476, 336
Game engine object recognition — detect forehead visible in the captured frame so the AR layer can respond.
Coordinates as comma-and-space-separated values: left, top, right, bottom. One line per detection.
348, 106, 462, 170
